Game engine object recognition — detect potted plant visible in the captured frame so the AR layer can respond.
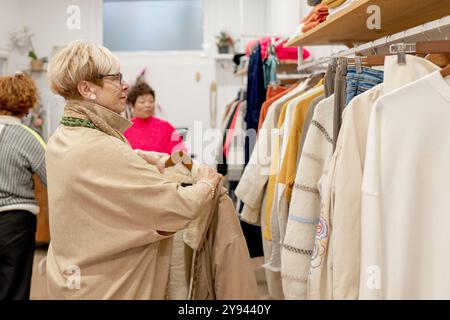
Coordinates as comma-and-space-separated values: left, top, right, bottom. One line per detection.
28, 50, 48, 71
10, 26, 47, 71
215, 31, 234, 54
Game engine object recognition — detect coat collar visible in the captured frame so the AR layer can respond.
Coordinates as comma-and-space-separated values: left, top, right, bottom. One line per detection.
66, 99, 132, 134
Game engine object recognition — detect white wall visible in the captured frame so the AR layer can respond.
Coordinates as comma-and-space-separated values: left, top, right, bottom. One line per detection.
1, 0, 102, 73
204, 0, 268, 54
0, 0, 103, 140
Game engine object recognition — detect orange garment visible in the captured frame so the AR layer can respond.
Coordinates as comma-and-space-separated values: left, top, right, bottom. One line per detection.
258, 85, 297, 131
266, 85, 288, 100
302, 4, 329, 33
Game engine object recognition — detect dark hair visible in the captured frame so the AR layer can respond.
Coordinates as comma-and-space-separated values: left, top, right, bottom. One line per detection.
0, 72, 38, 117
127, 82, 155, 106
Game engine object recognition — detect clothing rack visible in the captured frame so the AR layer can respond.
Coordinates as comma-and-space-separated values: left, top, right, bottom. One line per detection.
296, 15, 450, 72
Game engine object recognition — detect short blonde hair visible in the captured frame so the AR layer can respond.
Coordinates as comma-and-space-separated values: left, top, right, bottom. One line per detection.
47, 40, 120, 99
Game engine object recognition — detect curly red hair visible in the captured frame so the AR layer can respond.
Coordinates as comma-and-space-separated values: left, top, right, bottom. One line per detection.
0, 72, 38, 117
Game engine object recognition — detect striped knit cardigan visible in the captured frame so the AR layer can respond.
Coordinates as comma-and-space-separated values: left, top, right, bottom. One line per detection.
281, 95, 335, 299
0, 116, 46, 215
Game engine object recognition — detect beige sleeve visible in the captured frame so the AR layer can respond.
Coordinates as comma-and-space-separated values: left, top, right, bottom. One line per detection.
77, 136, 212, 243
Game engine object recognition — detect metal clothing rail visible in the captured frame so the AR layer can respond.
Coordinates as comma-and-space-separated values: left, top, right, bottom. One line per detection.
296, 15, 450, 72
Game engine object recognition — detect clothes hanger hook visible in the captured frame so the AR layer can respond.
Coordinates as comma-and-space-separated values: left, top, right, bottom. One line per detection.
385, 35, 391, 47
422, 23, 431, 41
370, 41, 377, 55
437, 17, 449, 41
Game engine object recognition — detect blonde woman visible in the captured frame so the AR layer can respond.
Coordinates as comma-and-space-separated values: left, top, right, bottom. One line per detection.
45, 40, 222, 299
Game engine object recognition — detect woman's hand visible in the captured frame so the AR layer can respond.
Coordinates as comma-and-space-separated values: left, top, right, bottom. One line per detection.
196, 165, 223, 189
136, 150, 168, 173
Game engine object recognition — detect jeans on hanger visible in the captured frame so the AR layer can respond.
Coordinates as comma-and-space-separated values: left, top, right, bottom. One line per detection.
345, 66, 384, 105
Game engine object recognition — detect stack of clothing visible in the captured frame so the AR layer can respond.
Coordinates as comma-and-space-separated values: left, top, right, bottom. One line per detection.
301, 3, 329, 33
302, 0, 353, 33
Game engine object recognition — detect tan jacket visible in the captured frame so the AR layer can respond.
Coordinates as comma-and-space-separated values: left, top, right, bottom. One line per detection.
164, 165, 259, 300
45, 103, 211, 299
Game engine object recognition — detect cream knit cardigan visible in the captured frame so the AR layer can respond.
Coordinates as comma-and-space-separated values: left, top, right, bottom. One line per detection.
281, 95, 334, 299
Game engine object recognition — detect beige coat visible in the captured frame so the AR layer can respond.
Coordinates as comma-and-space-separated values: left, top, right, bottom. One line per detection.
45, 103, 212, 299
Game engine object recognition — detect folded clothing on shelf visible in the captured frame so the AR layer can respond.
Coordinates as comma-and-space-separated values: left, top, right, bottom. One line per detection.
301, 3, 329, 33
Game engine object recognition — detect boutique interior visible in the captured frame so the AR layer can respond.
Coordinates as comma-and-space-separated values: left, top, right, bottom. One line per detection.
1, 0, 450, 300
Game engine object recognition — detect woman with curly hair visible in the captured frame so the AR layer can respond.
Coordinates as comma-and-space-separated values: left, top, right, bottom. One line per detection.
0, 71, 46, 300
123, 82, 186, 155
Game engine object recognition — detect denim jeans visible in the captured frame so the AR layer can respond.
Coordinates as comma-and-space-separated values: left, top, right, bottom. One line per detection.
345, 66, 384, 105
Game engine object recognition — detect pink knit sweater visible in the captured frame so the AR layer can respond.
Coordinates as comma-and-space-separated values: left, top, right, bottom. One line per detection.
123, 116, 186, 154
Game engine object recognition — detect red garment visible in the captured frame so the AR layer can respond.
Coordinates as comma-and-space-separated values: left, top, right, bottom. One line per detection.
245, 37, 310, 61
123, 116, 186, 154
223, 102, 243, 157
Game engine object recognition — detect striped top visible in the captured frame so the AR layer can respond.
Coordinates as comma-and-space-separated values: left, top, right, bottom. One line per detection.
0, 115, 46, 215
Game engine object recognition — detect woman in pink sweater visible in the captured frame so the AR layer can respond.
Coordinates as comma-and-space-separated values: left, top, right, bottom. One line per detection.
124, 82, 186, 154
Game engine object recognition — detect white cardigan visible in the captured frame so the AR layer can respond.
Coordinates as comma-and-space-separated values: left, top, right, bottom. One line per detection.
281, 94, 334, 299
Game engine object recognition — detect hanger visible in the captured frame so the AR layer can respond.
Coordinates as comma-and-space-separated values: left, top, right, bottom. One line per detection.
415, 40, 450, 69
441, 63, 450, 78
164, 151, 193, 171
346, 41, 386, 69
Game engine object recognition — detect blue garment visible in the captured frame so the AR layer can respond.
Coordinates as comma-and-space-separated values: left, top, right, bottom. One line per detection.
263, 53, 278, 89
345, 66, 384, 105
245, 43, 266, 164
241, 44, 266, 258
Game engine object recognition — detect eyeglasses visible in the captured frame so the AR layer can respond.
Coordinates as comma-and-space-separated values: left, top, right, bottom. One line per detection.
95, 72, 123, 84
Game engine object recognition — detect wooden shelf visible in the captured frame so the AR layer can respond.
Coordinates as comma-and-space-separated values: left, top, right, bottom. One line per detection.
285, 0, 450, 47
